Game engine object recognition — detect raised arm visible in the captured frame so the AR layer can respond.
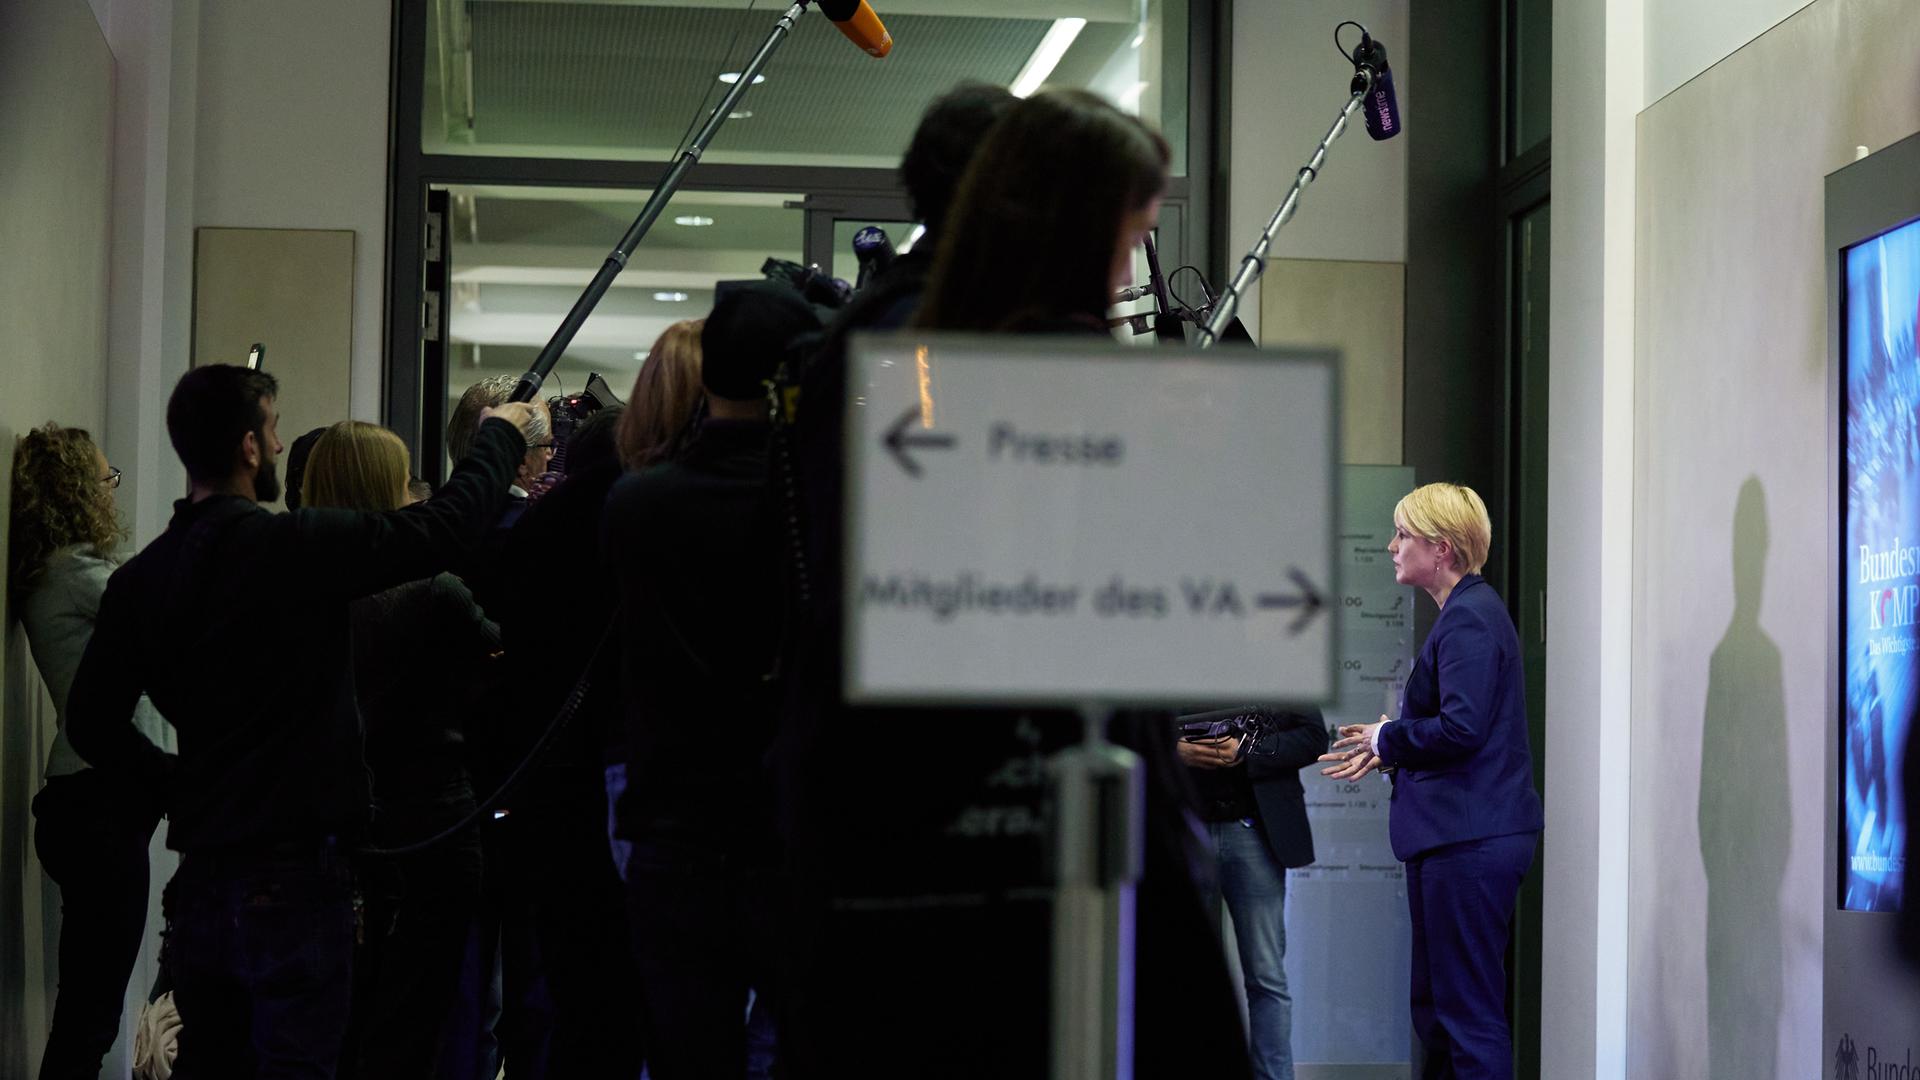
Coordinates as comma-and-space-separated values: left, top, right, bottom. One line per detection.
302, 412, 534, 599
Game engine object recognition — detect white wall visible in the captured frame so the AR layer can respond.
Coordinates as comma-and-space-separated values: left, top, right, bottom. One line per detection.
92, 0, 392, 546
1643, 0, 1817, 107
193, 0, 392, 423
1630, 2, 1920, 1077
102, 0, 200, 545
1543, 0, 1638, 1075
1228, 0, 1407, 342
0, 3, 117, 1073
1547, 1, 1920, 1077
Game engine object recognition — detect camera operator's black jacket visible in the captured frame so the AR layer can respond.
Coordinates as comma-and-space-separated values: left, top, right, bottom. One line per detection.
603, 418, 784, 849
1189, 707, 1329, 868
65, 419, 527, 853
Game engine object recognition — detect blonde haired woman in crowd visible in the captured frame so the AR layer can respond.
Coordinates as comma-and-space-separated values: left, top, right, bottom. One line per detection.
301, 419, 501, 1078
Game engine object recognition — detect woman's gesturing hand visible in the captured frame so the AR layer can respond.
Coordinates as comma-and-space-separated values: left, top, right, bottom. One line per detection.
1318, 717, 1388, 781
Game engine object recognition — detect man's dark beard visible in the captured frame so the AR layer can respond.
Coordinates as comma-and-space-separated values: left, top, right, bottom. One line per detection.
255, 456, 281, 504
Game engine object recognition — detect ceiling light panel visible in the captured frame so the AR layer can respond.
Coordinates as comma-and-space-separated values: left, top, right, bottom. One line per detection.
1011, 17, 1087, 98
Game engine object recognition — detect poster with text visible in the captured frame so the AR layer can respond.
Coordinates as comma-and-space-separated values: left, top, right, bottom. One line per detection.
1843, 215, 1920, 912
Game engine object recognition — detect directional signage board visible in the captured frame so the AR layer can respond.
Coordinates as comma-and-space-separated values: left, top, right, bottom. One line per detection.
845, 334, 1338, 705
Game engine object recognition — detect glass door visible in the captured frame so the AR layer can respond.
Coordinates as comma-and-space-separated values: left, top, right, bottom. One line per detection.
800, 194, 918, 292
424, 182, 807, 478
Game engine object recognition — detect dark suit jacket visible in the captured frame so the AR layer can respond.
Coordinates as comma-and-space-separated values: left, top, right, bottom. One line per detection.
1376, 574, 1544, 861
1240, 708, 1331, 869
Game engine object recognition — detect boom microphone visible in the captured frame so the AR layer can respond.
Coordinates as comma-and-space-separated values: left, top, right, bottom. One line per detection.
1352, 33, 1401, 140
853, 225, 895, 290
817, 0, 893, 57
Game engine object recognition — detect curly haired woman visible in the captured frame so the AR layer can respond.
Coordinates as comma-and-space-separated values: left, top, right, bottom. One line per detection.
9, 422, 173, 1080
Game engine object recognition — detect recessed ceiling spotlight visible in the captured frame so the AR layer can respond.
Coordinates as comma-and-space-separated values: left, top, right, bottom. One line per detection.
653, 291, 691, 303
718, 72, 766, 85
673, 215, 715, 227
729, 110, 754, 120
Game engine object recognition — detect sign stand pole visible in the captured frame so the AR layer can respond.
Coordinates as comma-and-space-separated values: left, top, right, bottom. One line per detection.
1050, 704, 1144, 1080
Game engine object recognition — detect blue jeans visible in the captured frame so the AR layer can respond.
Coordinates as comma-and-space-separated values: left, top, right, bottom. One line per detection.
1204, 819, 1294, 1080
604, 762, 632, 884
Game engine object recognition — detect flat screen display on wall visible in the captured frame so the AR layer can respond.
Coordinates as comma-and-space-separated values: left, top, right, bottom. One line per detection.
1843, 214, 1920, 913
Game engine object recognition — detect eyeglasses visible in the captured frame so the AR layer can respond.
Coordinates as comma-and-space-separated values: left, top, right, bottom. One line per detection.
531, 442, 556, 452
100, 466, 122, 489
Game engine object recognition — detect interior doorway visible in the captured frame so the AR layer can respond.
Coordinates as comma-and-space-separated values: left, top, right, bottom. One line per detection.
418, 182, 928, 479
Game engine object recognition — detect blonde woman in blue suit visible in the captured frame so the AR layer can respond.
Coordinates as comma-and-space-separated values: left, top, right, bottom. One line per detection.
1320, 483, 1543, 1080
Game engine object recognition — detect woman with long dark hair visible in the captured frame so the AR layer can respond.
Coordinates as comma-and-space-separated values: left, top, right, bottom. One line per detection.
9, 422, 173, 1080
915, 88, 1168, 333
789, 90, 1252, 1078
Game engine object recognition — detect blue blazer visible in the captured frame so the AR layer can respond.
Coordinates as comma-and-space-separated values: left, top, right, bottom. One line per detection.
1376, 575, 1544, 861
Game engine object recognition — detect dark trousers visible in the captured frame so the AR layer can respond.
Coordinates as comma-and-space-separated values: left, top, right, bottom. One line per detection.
163, 843, 356, 1079
31, 770, 162, 1080
446, 802, 642, 1080
627, 837, 773, 1080
343, 830, 482, 1079
1405, 832, 1536, 1080
515, 802, 644, 1078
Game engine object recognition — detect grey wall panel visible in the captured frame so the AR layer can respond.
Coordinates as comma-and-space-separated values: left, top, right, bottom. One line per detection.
1258, 258, 1405, 467
192, 227, 357, 512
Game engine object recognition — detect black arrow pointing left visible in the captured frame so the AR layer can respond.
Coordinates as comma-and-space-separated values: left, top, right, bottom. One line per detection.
884, 405, 956, 478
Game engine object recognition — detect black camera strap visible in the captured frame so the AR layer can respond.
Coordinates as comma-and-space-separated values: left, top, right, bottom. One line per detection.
359, 614, 615, 857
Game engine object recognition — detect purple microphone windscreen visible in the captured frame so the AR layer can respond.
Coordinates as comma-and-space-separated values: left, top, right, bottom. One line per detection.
853, 226, 892, 256
1360, 39, 1401, 141
852, 226, 895, 290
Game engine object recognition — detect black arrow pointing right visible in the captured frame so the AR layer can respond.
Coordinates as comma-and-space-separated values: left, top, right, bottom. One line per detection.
1256, 567, 1328, 635
883, 405, 957, 478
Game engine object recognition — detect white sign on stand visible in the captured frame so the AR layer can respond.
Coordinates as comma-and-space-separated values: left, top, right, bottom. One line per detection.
844, 334, 1339, 706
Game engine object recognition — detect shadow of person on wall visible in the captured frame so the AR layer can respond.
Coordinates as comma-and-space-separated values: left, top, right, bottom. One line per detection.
1698, 476, 1791, 1080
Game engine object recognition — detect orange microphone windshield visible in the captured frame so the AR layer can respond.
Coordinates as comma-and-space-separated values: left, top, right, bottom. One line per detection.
819, 0, 892, 57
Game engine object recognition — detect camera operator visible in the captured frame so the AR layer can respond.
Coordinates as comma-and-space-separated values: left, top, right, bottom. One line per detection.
63, 364, 539, 1076
1178, 707, 1330, 1080
603, 281, 821, 1078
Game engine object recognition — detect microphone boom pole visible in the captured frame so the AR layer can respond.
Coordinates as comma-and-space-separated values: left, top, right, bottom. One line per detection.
1197, 67, 1373, 349
509, 1, 813, 402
